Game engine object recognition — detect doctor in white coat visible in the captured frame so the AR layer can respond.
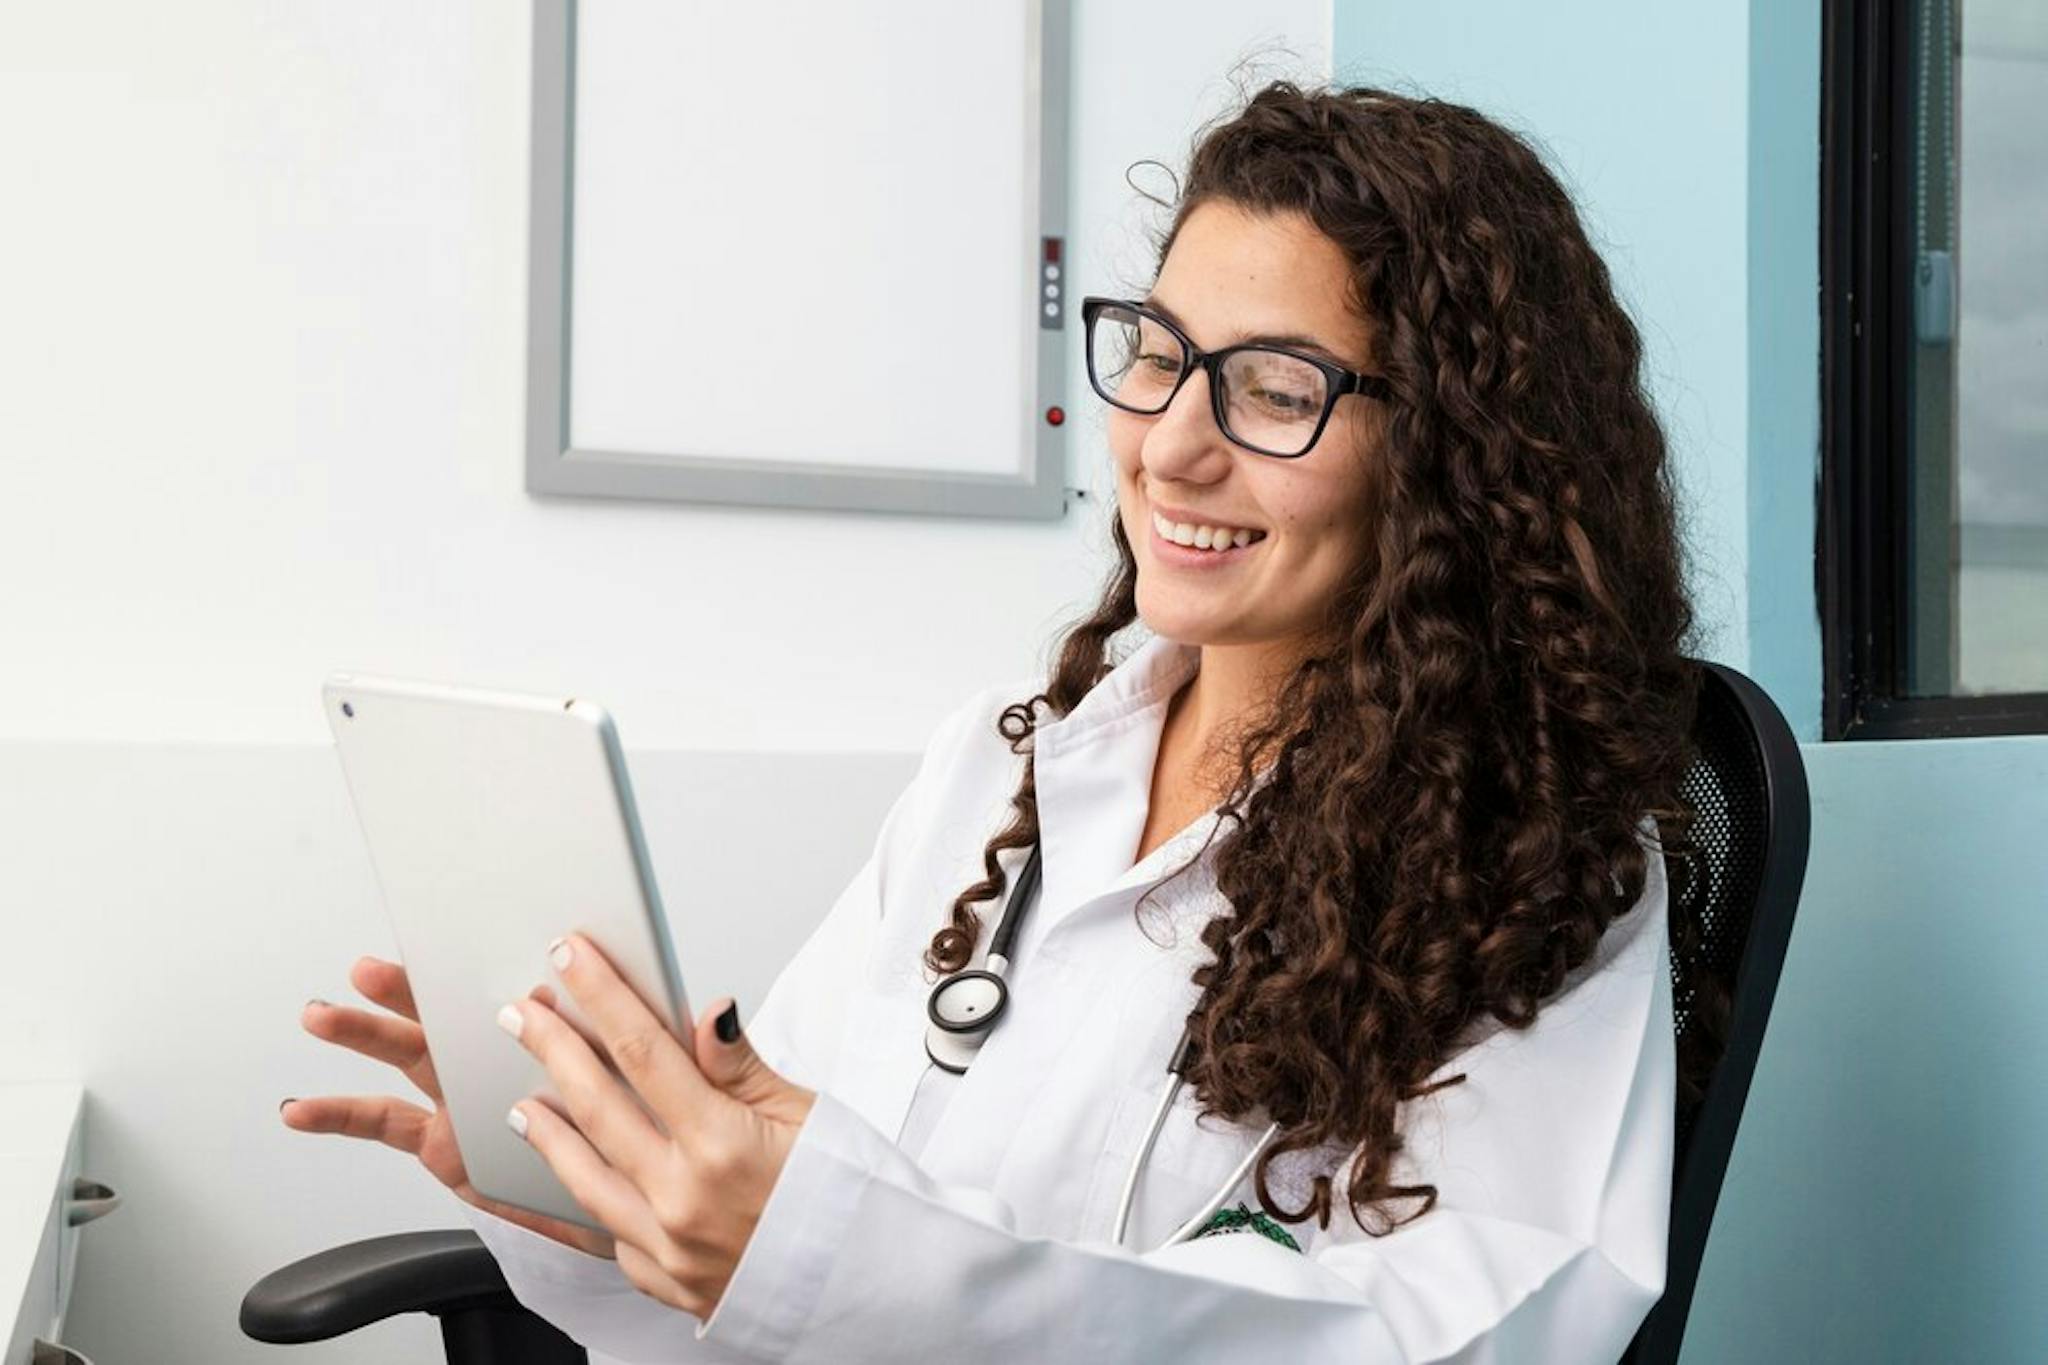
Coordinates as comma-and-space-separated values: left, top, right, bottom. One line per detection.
289, 79, 1698, 1363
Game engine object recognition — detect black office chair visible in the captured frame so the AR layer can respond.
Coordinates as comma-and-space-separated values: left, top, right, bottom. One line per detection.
1620, 661, 1811, 1364
241, 1228, 586, 1363
241, 659, 1809, 1365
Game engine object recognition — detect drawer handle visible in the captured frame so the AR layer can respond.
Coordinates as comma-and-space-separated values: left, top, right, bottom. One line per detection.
67, 1178, 121, 1227
33, 1340, 96, 1365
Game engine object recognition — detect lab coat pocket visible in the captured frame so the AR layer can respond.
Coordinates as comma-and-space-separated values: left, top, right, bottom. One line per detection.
1091, 960, 1271, 1249
821, 983, 930, 1146
1095, 1067, 1278, 1251
1159, 1072, 1269, 1182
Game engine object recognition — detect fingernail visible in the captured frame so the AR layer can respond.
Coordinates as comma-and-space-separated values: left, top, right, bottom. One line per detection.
496, 1003, 525, 1040
279, 1097, 296, 1114
715, 1001, 740, 1044
506, 1105, 528, 1140
305, 998, 329, 1011
548, 936, 574, 972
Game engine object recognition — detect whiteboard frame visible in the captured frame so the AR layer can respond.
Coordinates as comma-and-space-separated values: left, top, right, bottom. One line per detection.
524, 0, 1072, 520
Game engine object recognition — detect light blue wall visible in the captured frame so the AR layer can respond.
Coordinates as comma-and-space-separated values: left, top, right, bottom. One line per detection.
1335, 2, 1755, 674
1335, 5, 2048, 1362
1682, 734, 2048, 1362
1745, 0, 1824, 741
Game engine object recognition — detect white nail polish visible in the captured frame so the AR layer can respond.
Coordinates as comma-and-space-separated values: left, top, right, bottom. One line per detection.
496, 1003, 524, 1040
506, 1105, 528, 1139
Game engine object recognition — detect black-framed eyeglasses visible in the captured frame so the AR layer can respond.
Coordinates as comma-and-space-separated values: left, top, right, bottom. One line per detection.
1079, 296, 1393, 459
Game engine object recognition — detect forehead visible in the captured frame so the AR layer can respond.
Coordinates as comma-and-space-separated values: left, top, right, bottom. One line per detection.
1151, 200, 1374, 367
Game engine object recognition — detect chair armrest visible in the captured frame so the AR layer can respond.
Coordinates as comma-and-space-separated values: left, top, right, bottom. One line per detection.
240, 1229, 519, 1344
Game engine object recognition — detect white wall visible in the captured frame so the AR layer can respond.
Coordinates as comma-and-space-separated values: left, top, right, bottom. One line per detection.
0, 2, 1331, 1361
0, 0, 1330, 754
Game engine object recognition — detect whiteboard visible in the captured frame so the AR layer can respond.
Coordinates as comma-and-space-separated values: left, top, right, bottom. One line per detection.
525, 0, 1072, 518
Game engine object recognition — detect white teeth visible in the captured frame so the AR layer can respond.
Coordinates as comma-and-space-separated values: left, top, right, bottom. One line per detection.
1152, 509, 1265, 551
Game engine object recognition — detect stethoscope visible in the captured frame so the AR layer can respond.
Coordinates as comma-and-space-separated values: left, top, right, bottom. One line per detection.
924, 841, 1281, 1250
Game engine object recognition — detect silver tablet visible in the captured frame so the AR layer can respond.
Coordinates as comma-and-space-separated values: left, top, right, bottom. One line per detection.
322, 671, 692, 1233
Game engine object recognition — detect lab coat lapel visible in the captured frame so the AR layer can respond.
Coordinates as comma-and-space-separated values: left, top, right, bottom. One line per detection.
820, 632, 1192, 1165
1030, 632, 1202, 945
888, 635, 1264, 1220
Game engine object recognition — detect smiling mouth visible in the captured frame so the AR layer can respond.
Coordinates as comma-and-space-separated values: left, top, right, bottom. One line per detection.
1150, 508, 1268, 552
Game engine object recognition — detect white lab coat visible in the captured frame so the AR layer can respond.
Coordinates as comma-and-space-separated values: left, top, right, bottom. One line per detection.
459, 631, 1676, 1363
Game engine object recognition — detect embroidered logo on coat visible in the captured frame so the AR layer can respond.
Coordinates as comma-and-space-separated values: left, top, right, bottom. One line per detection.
1188, 1202, 1302, 1253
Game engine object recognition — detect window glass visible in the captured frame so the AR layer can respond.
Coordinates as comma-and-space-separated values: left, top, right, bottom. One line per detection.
1904, 0, 2048, 696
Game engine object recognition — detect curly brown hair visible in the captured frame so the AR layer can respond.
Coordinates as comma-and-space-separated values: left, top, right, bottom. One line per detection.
923, 78, 1700, 1236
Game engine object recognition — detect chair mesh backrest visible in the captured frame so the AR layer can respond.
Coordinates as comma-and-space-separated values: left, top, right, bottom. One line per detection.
1622, 659, 1809, 1365
1664, 669, 1770, 1163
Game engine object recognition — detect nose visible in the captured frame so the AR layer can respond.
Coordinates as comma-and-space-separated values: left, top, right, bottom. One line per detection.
1137, 363, 1234, 484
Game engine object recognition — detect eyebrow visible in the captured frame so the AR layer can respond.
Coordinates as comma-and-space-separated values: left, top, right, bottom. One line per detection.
1140, 294, 1353, 366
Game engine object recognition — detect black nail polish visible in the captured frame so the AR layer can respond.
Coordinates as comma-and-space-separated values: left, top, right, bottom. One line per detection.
715, 1002, 740, 1044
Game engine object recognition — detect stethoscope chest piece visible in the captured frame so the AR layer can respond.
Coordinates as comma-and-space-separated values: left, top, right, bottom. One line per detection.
923, 842, 1040, 1075
929, 968, 1009, 1032
923, 968, 1010, 1074
917, 837, 1281, 1248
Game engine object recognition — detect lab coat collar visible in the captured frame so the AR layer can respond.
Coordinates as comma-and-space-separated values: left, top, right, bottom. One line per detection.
1028, 631, 1223, 947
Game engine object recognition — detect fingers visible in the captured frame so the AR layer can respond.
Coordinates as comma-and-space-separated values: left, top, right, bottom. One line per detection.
467, 1190, 620, 1262
301, 999, 443, 1103
690, 997, 814, 1127
543, 933, 723, 1140
691, 1000, 746, 1090
501, 993, 673, 1191
349, 955, 420, 1022
509, 1094, 674, 1275
281, 1093, 433, 1155
301, 998, 422, 1071
615, 1239, 705, 1317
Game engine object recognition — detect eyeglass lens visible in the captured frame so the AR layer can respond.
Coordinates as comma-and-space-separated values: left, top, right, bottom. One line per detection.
1087, 303, 1328, 456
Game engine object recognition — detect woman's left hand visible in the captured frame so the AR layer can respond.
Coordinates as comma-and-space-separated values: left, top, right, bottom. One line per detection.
497, 932, 816, 1320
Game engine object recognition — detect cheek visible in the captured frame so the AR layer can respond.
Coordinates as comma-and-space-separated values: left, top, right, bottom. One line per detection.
1268, 476, 1374, 566
1106, 411, 1145, 471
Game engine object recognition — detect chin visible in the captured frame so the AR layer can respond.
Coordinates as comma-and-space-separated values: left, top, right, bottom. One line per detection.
1134, 598, 1225, 647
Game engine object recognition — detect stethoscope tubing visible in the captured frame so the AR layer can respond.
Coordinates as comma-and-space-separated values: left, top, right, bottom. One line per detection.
1110, 1024, 1281, 1249
1158, 1113, 1282, 1247
925, 841, 1282, 1251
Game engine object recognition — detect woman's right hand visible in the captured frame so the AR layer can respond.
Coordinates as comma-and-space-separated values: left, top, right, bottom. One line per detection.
283, 954, 616, 1260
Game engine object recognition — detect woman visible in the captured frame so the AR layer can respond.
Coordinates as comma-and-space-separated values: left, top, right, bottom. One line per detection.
287, 79, 1697, 1361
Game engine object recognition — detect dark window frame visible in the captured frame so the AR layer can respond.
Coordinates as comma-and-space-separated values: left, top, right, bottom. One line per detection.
1820, 0, 2048, 739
